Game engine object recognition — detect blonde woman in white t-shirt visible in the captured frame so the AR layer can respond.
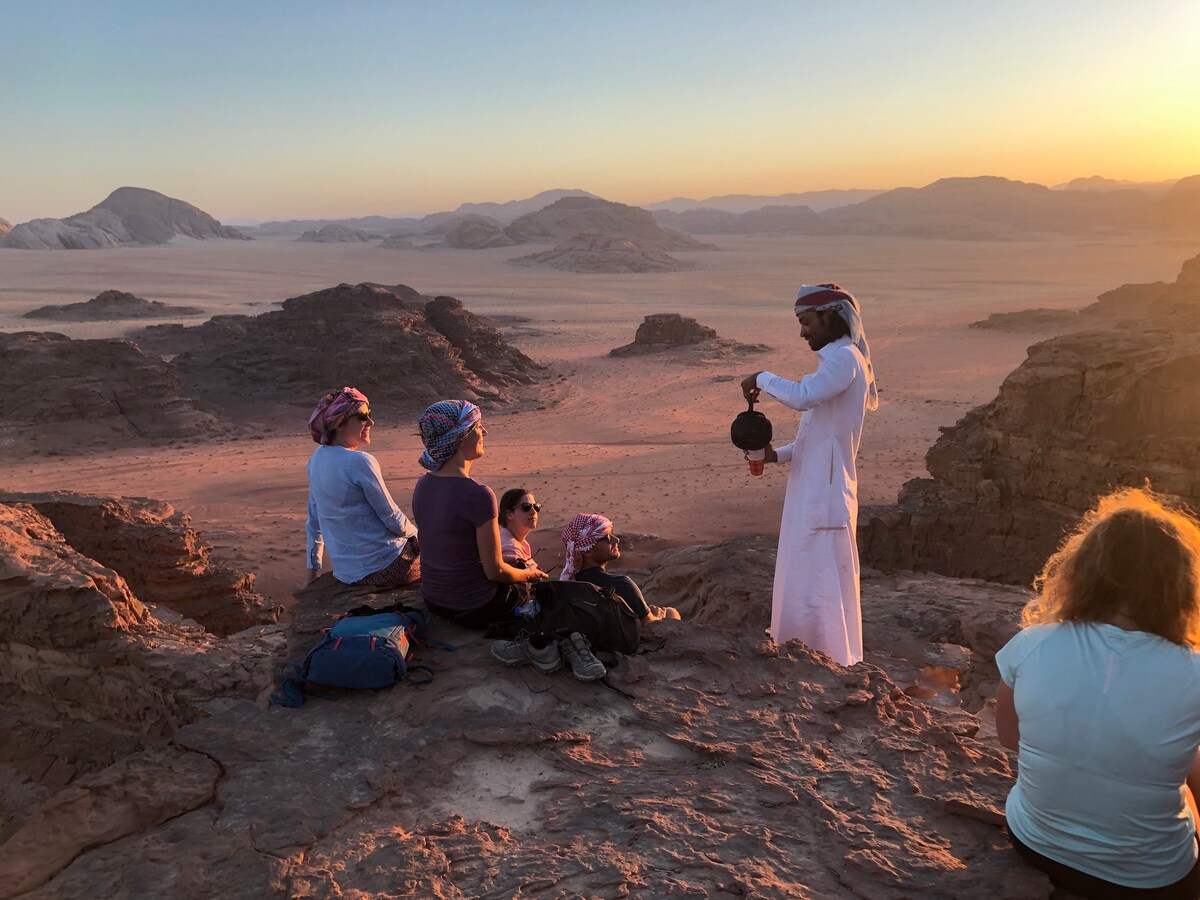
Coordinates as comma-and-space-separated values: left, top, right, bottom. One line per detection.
995, 488, 1200, 899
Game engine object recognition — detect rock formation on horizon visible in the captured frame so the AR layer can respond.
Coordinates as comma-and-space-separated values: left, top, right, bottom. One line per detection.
296, 223, 375, 243
21, 289, 206, 322
653, 204, 820, 235
0, 216, 11, 236
0, 331, 222, 455
3, 187, 250, 250
437, 217, 517, 249
377, 235, 420, 250
653, 176, 1200, 239
504, 196, 713, 251
610, 313, 771, 358
131, 282, 546, 420
861, 250, 1200, 583
509, 234, 697, 273
1, 518, 1050, 896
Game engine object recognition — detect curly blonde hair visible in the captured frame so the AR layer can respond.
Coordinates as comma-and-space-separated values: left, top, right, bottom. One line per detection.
1023, 488, 1200, 648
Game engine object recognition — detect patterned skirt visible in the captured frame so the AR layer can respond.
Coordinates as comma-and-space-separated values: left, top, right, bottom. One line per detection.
358, 538, 420, 589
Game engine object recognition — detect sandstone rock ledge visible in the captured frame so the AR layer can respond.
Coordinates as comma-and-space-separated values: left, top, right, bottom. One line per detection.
862, 249, 1200, 584
2, 524, 1048, 897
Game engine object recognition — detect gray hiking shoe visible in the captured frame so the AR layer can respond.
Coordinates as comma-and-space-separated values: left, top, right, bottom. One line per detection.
560, 632, 606, 681
491, 634, 562, 674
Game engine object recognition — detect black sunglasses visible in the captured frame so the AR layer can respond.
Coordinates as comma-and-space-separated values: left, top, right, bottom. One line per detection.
518, 502, 541, 513
353, 410, 372, 422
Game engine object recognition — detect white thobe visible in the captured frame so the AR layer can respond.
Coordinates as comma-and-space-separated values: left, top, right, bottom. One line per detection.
757, 336, 870, 665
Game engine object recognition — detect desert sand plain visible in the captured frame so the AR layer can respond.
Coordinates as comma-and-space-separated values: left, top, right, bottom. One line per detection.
1, 232, 1193, 604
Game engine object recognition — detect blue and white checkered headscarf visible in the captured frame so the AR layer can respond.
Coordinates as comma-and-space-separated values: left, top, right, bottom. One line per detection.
417, 400, 481, 471
795, 284, 879, 411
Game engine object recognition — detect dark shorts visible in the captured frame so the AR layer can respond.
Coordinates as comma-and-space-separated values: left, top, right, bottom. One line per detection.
1009, 829, 1200, 900
424, 582, 527, 630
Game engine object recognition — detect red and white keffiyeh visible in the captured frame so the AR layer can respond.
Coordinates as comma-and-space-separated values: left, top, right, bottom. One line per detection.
560, 513, 613, 581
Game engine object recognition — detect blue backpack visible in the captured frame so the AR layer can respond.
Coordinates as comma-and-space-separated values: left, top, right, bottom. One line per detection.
271, 605, 452, 708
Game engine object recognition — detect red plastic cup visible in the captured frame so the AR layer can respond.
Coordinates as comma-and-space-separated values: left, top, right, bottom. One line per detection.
746, 449, 765, 476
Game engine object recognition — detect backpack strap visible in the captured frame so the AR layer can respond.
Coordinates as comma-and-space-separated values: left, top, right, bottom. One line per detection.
406, 664, 436, 686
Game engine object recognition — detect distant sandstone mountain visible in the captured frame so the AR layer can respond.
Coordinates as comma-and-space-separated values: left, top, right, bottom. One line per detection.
861, 248, 1200, 583
3, 187, 251, 250
657, 176, 1200, 239
22, 289, 205, 322
0, 331, 222, 454
446, 188, 602, 225
653, 204, 819, 235
297, 223, 375, 243
509, 235, 696, 273
131, 282, 546, 420
505, 196, 713, 251
648, 189, 883, 214
0, 217, 11, 236
1052, 175, 1177, 193
813, 176, 1198, 239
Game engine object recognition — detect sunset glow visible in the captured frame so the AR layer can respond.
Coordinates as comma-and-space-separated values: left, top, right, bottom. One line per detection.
3, 1, 1198, 222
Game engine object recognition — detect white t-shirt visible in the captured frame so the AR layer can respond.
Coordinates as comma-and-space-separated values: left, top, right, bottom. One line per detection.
997, 622, 1200, 888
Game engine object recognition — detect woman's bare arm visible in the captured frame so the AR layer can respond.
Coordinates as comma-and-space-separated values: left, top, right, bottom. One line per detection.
995, 682, 1020, 750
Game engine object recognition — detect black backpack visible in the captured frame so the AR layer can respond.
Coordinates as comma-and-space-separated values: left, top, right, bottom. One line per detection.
531, 580, 641, 654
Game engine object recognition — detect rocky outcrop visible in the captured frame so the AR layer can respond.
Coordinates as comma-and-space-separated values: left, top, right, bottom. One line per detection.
423, 295, 544, 387
861, 252, 1200, 583
613, 312, 716, 351
296, 223, 374, 243
510, 235, 698, 273
643, 533, 1030, 711
0, 216, 11, 236
3, 531, 1049, 897
968, 307, 1091, 333
131, 282, 546, 420
0, 500, 283, 861
0, 491, 279, 636
0, 331, 221, 455
610, 312, 771, 358
21, 289, 205, 321
504, 196, 715, 251
3, 187, 250, 250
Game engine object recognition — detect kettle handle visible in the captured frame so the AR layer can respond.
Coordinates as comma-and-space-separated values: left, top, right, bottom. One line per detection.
746, 396, 757, 412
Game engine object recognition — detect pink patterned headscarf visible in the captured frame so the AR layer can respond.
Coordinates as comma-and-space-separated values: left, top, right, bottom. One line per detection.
560, 513, 613, 581
308, 387, 369, 445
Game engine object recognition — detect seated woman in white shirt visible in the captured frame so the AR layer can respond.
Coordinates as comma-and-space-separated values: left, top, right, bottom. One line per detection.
995, 488, 1200, 899
498, 487, 540, 567
304, 387, 419, 589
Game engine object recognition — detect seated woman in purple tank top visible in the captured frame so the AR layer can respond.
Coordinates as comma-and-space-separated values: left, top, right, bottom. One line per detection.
410, 400, 548, 628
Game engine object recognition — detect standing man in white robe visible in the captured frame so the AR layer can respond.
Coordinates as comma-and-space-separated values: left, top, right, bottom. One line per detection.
740, 284, 878, 666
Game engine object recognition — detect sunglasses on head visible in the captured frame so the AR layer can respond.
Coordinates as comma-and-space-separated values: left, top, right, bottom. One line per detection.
353, 410, 372, 422
518, 502, 541, 513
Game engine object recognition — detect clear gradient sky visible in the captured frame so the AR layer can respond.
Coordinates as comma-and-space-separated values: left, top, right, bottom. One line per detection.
3, 1, 1199, 222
